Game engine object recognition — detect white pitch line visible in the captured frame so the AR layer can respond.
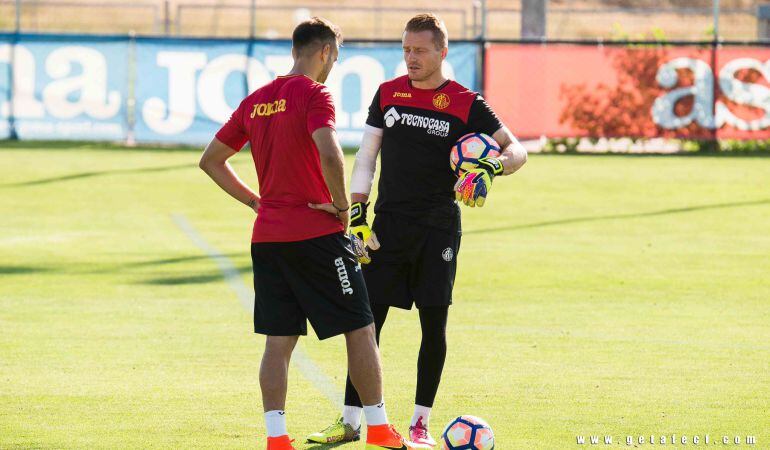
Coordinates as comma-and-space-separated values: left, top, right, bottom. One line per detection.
172, 213, 253, 313
172, 213, 343, 406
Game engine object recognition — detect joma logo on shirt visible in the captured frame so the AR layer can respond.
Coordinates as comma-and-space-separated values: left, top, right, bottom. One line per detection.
250, 99, 286, 118
334, 257, 354, 295
383, 106, 450, 137
393, 92, 412, 98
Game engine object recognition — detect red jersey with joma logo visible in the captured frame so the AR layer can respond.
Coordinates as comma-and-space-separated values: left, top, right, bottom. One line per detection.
367, 75, 503, 231
216, 74, 343, 243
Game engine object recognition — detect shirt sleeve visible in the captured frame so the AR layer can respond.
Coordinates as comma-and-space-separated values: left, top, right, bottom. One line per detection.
215, 99, 249, 151
307, 86, 336, 134
365, 88, 384, 129
466, 94, 504, 137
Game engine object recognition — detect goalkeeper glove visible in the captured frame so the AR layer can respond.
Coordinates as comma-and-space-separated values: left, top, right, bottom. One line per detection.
349, 201, 380, 264
454, 157, 503, 207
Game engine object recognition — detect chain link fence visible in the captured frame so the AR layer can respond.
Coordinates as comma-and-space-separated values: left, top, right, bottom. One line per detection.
0, 0, 768, 41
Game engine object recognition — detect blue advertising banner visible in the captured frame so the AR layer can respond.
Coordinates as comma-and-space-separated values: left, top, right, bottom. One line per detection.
0, 35, 11, 140
0, 34, 128, 141
133, 38, 479, 146
133, 38, 258, 145
0, 34, 479, 146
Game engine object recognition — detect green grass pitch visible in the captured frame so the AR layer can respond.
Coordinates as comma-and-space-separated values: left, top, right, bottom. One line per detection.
1, 142, 768, 448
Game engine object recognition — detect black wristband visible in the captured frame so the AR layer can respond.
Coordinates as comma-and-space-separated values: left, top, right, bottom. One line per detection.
479, 157, 504, 177
333, 204, 349, 218
350, 202, 368, 226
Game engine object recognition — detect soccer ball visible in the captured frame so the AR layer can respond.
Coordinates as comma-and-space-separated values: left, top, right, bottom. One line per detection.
450, 132, 501, 176
441, 415, 495, 450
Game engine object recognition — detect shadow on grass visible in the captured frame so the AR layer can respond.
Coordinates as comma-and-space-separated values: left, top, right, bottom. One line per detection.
140, 274, 227, 285
536, 150, 770, 158
75, 254, 247, 276
121, 254, 243, 268
0, 140, 201, 152
0, 265, 51, 274
4, 163, 196, 187
0, 139, 359, 154
139, 265, 251, 285
466, 198, 770, 235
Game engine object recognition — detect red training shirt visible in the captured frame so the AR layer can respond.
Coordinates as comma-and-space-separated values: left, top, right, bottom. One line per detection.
215, 74, 344, 243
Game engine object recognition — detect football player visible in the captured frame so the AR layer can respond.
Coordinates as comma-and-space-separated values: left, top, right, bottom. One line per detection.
308, 13, 527, 446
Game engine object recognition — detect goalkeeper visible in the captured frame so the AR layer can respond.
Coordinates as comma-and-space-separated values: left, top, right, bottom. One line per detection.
307, 13, 527, 446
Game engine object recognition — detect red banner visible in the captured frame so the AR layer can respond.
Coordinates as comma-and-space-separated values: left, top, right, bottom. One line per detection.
485, 44, 770, 140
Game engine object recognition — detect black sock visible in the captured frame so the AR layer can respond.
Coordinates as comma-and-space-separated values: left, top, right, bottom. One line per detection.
344, 303, 390, 408
415, 306, 449, 408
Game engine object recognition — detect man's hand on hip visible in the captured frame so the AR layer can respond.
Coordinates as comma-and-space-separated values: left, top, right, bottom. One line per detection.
308, 202, 350, 230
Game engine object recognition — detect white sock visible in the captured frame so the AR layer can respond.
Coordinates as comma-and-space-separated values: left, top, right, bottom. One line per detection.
411, 404, 431, 428
342, 405, 363, 429
264, 410, 287, 437
363, 401, 388, 426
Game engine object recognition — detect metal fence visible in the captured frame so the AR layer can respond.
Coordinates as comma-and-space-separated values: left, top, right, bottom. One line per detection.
485, 6, 759, 40
174, 3, 478, 39
1, 0, 163, 34
0, 0, 768, 41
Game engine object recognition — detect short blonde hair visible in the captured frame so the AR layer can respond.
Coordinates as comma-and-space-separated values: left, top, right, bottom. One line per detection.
405, 13, 448, 49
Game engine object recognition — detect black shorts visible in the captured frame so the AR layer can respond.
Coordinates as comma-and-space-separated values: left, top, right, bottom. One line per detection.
251, 232, 374, 340
363, 212, 461, 310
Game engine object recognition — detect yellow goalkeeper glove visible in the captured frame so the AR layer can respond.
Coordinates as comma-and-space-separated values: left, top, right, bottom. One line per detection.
349, 202, 380, 264
454, 157, 503, 207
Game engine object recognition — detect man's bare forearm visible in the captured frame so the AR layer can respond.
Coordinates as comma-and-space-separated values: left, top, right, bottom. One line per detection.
492, 126, 528, 175
200, 161, 259, 207
199, 138, 259, 210
498, 143, 528, 175
319, 152, 349, 209
313, 128, 350, 209
351, 193, 369, 204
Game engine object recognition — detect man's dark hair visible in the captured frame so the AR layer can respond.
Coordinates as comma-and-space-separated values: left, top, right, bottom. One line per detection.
292, 17, 343, 55
404, 13, 448, 49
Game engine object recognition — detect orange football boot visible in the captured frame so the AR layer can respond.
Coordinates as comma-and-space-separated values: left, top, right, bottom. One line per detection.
366, 424, 432, 449
266, 435, 296, 450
